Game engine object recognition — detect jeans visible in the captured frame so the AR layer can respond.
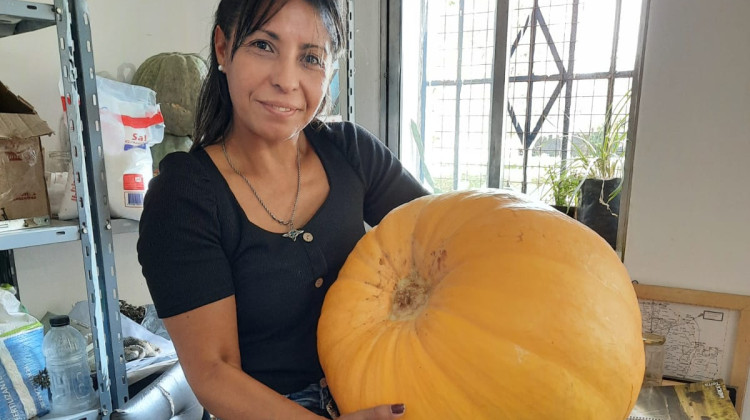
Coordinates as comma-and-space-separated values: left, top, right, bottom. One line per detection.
285, 379, 339, 419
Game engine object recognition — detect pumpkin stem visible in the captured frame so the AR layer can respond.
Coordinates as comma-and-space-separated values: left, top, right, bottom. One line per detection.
390, 272, 432, 321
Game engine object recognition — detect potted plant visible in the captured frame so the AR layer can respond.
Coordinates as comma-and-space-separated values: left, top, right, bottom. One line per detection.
540, 163, 583, 218
570, 92, 630, 249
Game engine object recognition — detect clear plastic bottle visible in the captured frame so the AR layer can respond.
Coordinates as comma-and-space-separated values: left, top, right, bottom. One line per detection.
42, 315, 97, 415
642, 332, 666, 387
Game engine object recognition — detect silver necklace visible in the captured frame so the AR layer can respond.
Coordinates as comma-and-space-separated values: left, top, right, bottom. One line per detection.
221, 141, 304, 241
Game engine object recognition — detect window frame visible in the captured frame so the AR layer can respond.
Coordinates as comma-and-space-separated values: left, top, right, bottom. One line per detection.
382, 0, 650, 256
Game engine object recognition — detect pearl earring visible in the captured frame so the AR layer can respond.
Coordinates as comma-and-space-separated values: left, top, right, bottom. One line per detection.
218, 64, 224, 72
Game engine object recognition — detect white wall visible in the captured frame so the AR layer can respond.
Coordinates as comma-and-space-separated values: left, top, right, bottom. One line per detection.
624, 0, 750, 296
13, 233, 147, 318
0, 0, 218, 318
351, 0, 382, 135
624, 3, 750, 415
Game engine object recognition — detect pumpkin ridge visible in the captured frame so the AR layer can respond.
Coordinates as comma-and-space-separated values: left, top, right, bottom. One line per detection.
412, 195, 497, 254
403, 322, 499, 419
416, 307, 523, 416
422, 306, 618, 418
440, 266, 641, 412
372, 232, 415, 280
426, 260, 642, 385
424, 216, 641, 415
343, 251, 386, 293
419, 311, 579, 419
408, 202, 628, 412
349, 323, 400, 407
324, 321, 389, 406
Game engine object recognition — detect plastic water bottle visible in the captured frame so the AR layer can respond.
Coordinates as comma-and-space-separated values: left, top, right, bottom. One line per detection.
42, 315, 97, 415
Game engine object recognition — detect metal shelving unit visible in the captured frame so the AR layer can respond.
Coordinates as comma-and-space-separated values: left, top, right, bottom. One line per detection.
1, 0, 128, 418
0, 218, 138, 250
0, 220, 80, 250
0, 0, 54, 36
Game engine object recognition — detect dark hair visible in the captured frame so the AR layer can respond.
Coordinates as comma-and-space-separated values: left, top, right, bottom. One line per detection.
192, 0, 347, 150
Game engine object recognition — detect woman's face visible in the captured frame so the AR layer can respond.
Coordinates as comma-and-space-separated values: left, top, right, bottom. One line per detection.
216, 0, 333, 143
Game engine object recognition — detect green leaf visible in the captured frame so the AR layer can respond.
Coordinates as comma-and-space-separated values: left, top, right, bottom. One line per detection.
410, 119, 439, 192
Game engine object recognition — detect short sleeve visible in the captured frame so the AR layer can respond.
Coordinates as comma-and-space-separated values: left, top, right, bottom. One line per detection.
137, 152, 234, 318
341, 124, 430, 224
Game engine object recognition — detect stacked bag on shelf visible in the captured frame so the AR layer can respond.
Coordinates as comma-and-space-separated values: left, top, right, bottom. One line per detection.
52, 52, 207, 222
0, 286, 50, 420
57, 76, 165, 221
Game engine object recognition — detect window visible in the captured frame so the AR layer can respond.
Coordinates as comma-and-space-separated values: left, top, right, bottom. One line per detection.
392, 0, 645, 248
502, 0, 641, 202
399, 0, 497, 192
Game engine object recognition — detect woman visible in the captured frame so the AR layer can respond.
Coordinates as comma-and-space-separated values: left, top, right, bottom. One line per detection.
137, 0, 428, 418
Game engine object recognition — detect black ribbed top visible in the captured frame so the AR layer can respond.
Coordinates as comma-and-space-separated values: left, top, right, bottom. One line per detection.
137, 122, 428, 394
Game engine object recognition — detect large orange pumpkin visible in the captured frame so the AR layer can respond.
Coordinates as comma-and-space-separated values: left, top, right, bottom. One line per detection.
317, 190, 644, 419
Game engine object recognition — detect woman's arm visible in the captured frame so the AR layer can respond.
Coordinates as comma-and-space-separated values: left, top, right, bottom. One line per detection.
326, 122, 430, 225
164, 295, 322, 420
165, 296, 407, 420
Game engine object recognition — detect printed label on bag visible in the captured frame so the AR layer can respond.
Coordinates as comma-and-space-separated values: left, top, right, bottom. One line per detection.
123, 174, 145, 191
123, 127, 149, 150
124, 192, 145, 208
121, 112, 165, 151
123, 174, 145, 208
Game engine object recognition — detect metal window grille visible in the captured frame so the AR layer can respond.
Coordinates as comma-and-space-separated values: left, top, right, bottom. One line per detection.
410, 0, 640, 200
419, 0, 496, 191
503, 0, 638, 203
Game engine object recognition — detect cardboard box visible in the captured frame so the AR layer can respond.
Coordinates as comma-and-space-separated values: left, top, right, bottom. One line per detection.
0, 81, 53, 232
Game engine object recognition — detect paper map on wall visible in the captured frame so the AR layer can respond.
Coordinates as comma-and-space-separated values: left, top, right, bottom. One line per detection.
639, 300, 740, 382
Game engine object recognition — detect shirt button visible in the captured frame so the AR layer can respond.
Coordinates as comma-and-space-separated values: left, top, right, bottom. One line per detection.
315, 277, 324, 288
303, 232, 314, 242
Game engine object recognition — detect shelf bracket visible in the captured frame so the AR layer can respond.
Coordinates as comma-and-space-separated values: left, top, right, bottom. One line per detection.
53, 0, 128, 416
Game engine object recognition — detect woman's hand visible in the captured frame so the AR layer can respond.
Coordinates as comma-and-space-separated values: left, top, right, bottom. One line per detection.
338, 404, 405, 419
